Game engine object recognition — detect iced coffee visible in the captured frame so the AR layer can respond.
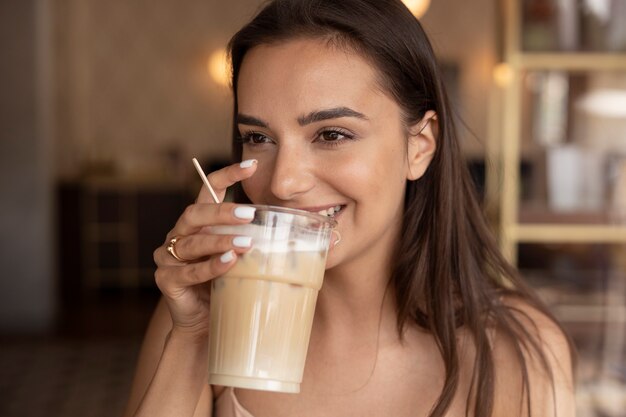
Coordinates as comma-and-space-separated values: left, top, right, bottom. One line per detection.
208, 206, 335, 393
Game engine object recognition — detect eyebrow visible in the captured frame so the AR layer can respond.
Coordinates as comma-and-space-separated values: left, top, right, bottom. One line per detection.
236, 106, 369, 128
236, 114, 269, 128
298, 107, 369, 125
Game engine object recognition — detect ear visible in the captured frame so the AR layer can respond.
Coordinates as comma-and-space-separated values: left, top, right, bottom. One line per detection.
406, 110, 438, 181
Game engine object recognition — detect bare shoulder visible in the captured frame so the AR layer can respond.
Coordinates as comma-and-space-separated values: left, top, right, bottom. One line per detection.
491, 296, 576, 417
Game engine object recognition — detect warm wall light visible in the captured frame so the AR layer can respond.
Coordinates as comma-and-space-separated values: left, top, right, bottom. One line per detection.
401, 0, 431, 18
493, 63, 513, 88
207, 49, 230, 87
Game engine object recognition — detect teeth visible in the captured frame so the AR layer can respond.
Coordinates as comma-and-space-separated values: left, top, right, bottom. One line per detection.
316, 205, 342, 217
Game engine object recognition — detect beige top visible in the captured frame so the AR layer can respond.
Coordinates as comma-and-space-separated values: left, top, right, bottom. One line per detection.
214, 387, 254, 417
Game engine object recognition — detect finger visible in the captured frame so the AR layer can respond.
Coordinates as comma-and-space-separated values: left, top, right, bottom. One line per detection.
155, 251, 238, 294
168, 202, 257, 239
154, 234, 252, 266
196, 160, 258, 204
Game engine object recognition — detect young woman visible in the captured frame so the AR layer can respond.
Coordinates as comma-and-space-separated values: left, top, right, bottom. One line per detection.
124, 1, 575, 416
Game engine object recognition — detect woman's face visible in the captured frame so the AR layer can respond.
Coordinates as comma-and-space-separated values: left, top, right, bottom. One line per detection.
236, 38, 433, 270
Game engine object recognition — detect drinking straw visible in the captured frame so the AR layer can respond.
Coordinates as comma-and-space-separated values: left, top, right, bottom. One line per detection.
192, 158, 220, 204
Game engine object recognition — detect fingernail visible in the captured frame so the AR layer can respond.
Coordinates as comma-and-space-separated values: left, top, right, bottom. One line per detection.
220, 250, 235, 263
234, 206, 256, 220
240, 159, 257, 168
233, 236, 252, 248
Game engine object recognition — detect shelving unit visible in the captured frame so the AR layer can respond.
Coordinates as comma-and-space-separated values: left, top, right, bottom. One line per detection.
490, 1, 626, 413
493, 0, 626, 261
514, 53, 626, 70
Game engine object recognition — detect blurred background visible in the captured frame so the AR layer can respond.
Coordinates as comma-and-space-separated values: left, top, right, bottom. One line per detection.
1, 0, 625, 416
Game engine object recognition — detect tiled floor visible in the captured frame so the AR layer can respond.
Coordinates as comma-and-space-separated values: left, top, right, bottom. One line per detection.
0, 338, 141, 417
0, 290, 160, 417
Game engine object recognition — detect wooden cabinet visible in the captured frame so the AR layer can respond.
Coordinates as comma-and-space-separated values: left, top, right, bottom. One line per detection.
57, 179, 192, 292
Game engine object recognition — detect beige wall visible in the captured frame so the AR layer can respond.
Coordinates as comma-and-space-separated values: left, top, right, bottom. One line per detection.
53, 0, 496, 179
421, 0, 497, 157
53, 0, 265, 179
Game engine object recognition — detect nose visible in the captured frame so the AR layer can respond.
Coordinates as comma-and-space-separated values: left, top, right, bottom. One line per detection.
269, 145, 315, 201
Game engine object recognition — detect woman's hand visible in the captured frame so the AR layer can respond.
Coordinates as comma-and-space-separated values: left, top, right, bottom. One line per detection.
152, 160, 257, 337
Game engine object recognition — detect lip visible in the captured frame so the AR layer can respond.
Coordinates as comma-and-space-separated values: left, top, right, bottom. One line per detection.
295, 204, 346, 213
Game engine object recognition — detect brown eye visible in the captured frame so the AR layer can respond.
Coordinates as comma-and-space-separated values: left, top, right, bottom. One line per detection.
240, 131, 273, 146
314, 128, 356, 148
322, 131, 343, 141
250, 133, 269, 144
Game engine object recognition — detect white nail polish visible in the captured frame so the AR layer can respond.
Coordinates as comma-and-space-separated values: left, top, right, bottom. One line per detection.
233, 236, 252, 248
220, 250, 235, 263
234, 206, 256, 219
240, 159, 257, 168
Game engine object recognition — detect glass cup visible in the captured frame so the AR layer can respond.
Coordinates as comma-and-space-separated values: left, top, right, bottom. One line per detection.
207, 205, 336, 393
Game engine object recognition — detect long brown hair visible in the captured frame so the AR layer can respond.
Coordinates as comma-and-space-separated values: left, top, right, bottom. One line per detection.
226, 1, 574, 415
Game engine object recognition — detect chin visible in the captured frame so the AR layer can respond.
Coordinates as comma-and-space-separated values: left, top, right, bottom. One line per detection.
325, 248, 339, 270
324, 247, 341, 271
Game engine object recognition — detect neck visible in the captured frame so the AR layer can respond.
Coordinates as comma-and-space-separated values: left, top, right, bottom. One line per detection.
313, 225, 401, 345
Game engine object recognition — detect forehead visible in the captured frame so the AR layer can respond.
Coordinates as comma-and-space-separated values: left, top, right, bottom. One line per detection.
236, 38, 390, 117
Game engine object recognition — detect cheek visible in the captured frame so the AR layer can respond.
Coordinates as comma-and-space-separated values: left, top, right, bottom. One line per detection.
335, 144, 406, 196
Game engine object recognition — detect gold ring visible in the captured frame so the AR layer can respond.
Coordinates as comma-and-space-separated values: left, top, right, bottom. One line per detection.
166, 236, 187, 262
